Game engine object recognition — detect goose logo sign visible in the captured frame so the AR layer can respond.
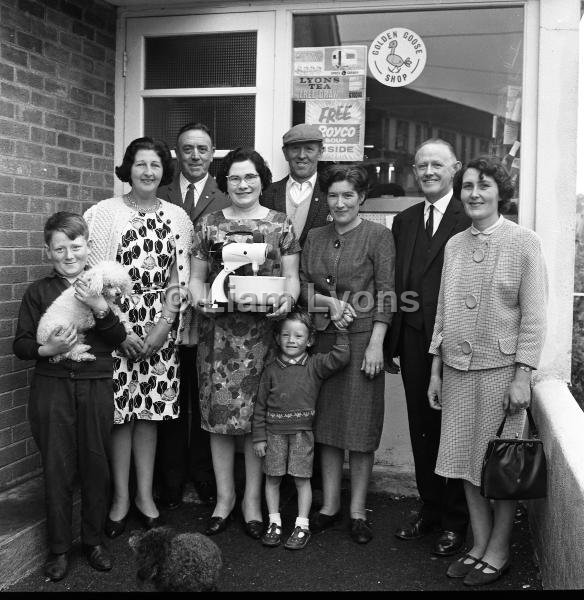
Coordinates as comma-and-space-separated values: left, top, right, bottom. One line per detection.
368, 28, 427, 87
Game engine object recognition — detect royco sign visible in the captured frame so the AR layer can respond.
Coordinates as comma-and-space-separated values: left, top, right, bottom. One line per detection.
306, 99, 365, 161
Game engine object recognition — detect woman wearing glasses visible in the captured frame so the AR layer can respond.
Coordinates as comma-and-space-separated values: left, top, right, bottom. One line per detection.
188, 147, 301, 539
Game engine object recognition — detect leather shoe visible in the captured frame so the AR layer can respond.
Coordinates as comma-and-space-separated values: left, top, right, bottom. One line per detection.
44, 552, 68, 582
394, 514, 436, 540
104, 513, 129, 539
205, 513, 233, 536
135, 506, 162, 530
432, 529, 466, 556
194, 481, 216, 505
309, 511, 342, 534
243, 519, 264, 540
463, 558, 511, 586
446, 553, 481, 578
83, 544, 112, 572
350, 518, 373, 544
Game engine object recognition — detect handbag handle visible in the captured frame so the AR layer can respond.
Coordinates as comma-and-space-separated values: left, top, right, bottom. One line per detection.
494, 407, 539, 438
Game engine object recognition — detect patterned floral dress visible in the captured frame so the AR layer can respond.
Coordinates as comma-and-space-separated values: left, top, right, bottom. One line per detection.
112, 210, 180, 424
192, 210, 300, 435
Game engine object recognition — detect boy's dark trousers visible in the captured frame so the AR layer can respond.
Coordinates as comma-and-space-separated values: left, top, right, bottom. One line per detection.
29, 374, 113, 554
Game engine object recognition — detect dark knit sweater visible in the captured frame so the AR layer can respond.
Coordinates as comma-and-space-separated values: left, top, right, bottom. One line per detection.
13, 271, 127, 379
252, 330, 350, 442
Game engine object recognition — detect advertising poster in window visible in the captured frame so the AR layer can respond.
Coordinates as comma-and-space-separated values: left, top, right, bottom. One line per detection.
305, 99, 365, 161
292, 46, 367, 100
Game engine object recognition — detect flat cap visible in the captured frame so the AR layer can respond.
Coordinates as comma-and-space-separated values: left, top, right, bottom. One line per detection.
282, 123, 323, 146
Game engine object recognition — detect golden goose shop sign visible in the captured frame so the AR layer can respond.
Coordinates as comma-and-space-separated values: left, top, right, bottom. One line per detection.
368, 28, 427, 87
305, 100, 365, 162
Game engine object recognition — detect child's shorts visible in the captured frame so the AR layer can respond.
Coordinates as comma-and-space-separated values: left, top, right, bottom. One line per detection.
264, 431, 314, 478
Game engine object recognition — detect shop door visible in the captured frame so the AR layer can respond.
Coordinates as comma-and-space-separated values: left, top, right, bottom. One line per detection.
124, 11, 276, 173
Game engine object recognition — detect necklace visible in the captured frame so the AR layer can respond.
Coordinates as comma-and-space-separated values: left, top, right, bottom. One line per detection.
125, 192, 160, 213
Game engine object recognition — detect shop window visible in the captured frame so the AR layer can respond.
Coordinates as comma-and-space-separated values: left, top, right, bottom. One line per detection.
293, 6, 523, 217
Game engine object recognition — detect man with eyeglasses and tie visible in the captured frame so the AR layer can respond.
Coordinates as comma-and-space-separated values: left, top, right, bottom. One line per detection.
385, 138, 471, 557
261, 123, 331, 248
155, 122, 229, 511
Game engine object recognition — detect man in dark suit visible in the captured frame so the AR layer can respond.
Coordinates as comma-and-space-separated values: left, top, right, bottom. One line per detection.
385, 138, 471, 556
155, 122, 230, 509
261, 123, 330, 247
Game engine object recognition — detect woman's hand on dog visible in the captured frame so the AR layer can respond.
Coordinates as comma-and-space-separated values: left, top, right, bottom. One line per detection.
74, 279, 109, 313
120, 332, 144, 360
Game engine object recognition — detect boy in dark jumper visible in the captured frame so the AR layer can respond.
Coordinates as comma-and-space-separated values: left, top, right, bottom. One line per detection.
252, 308, 349, 550
13, 212, 127, 582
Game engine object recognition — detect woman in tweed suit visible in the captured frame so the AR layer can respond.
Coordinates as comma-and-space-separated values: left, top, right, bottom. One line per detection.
300, 164, 395, 544
427, 156, 547, 586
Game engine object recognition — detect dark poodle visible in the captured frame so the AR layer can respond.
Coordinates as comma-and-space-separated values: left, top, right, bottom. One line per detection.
129, 526, 223, 592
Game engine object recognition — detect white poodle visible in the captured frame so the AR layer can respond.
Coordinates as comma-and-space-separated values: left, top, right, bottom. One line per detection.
36, 260, 132, 362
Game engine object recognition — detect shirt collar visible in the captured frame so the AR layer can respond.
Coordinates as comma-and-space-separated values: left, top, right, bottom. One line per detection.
180, 172, 208, 198
52, 267, 88, 284
471, 214, 505, 236
287, 172, 317, 190
276, 353, 308, 368
425, 191, 452, 216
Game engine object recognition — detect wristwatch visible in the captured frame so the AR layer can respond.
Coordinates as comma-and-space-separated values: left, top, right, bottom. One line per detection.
94, 307, 110, 319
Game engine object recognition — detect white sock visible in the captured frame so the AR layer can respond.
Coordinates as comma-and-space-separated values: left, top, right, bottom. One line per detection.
295, 516, 309, 530
269, 513, 281, 527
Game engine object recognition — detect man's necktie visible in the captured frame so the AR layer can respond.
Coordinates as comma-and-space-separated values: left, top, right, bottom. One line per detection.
426, 204, 434, 239
184, 183, 195, 214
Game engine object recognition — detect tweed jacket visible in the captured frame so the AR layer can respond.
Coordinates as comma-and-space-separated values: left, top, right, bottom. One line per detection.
300, 220, 395, 332
261, 176, 330, 247
157, 173, 230, 225
83, 197, 195, 345
429, 218, 548, 371
384, 196, 470, 360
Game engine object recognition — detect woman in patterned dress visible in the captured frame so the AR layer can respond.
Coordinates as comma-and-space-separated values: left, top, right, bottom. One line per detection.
189, 147, 300, 538
84, 137, 194, 536
427, 156, 547, 586
300, 164, 396, 545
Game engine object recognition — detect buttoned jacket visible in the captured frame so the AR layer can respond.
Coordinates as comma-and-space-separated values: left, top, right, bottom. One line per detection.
384, 196, 471, 359
261, 176, 329, 247
429, 218, 548, 371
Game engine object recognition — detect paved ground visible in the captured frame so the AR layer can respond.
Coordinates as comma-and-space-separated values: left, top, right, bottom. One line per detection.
7, 479, 542, 593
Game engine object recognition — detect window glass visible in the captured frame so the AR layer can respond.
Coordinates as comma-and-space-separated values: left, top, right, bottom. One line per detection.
145, 33, 257, 88
294, 7, 523, 217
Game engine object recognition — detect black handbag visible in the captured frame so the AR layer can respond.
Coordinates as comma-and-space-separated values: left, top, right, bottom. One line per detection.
480, 407, 547, 500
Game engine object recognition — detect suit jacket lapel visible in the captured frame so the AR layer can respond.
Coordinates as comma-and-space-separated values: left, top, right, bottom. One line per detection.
401, 203, 423, 290
165, 177, 182, 207
424, 197, 461, 270
303, 180, 325, 235
191, 178, 217, 223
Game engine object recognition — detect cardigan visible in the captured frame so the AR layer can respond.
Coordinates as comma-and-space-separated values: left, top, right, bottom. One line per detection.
251, 330, 350, 443
83, 197, 195, 345
429, 218, 548, 371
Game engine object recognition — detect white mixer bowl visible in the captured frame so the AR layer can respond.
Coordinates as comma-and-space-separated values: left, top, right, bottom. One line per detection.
229, 275, 286, 306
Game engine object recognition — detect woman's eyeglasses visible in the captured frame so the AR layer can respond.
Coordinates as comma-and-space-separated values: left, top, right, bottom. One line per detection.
226, 174, 260, 185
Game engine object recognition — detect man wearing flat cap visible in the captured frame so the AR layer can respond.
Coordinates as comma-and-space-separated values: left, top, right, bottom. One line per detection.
261, 123, 330, 247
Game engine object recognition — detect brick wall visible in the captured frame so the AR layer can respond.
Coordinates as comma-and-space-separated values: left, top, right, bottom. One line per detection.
0, 0, 117, 490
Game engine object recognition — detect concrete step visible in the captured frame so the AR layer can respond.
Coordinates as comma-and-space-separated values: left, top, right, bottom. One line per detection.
0, 476, 80, 590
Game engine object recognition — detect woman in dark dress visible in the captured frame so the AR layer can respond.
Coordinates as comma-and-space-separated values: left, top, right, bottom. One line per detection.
300, 164, 395, 544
